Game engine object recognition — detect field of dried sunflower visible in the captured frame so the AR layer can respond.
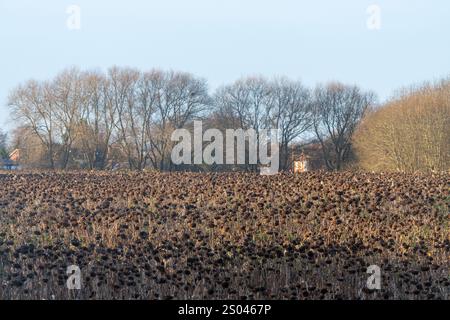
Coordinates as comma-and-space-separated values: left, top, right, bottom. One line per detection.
0, 171, 448, 300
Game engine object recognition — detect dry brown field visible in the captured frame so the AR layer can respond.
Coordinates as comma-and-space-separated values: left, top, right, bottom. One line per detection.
0, 171, 448, 299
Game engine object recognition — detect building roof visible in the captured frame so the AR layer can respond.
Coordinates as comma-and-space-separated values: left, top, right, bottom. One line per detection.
9, 149, 20, 162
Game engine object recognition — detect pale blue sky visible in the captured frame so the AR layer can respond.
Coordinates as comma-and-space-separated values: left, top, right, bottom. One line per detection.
1, 0, 449, 132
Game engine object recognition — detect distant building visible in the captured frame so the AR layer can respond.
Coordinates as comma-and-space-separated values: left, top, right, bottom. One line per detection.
9, 149, 20, 162
291, 142, 326, 171
1, 149, 20, 170
293, 153, 309, 173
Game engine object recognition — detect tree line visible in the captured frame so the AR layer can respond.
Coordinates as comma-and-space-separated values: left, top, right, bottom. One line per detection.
3, 66, 448, 172
354, 79, 450, 172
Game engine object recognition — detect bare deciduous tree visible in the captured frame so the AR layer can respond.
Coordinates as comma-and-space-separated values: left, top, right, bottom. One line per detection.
313, 82, 375, 170
215, 77, 272, 133
214, 77, 273, 171
51, 68, 88, 169
107, 66, 141, 169
270, 78, 312, 170
75, 71, 113, 169
147, 70, 210, 170
213, 76, 313, 171
8, 80, 58, 168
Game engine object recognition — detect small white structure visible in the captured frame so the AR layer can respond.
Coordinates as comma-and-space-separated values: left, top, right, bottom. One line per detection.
293, 153, 308, 173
